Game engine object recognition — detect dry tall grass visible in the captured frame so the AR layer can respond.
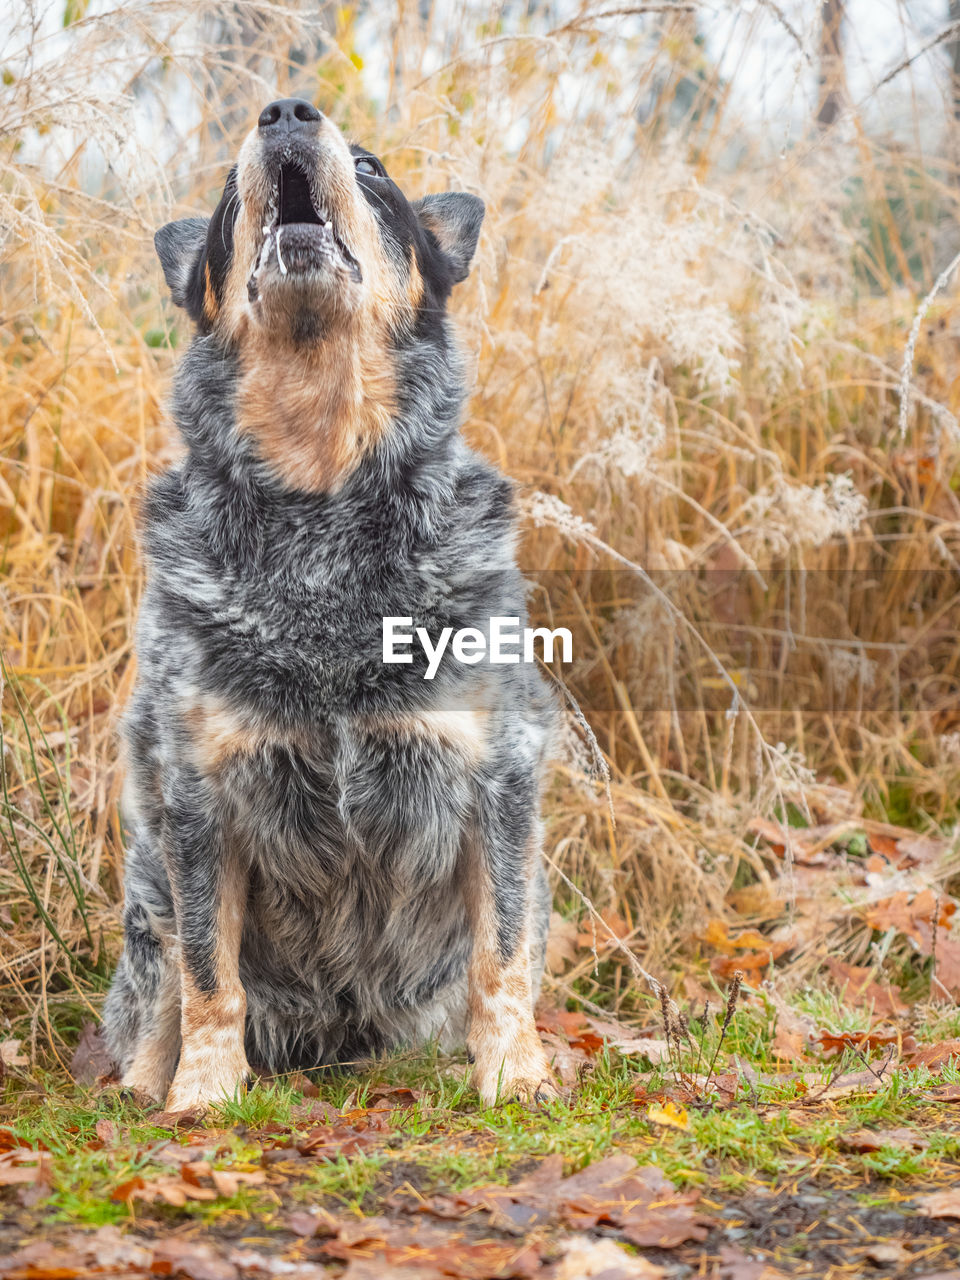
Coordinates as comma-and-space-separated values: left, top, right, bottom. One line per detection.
3, 0, 960, 1059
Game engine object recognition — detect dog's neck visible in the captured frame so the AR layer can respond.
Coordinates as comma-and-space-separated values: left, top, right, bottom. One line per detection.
235, 323, 397, 496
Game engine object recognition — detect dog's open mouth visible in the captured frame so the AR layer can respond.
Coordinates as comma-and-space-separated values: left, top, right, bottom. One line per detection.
256, 162, 362, 284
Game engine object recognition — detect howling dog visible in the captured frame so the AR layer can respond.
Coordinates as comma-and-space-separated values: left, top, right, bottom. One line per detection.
103, 98, 558, 1111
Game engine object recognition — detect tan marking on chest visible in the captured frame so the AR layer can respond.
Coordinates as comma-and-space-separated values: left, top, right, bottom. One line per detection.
372, 706, 490, 763
236, 327, 396, 494
184, 695, 307, 775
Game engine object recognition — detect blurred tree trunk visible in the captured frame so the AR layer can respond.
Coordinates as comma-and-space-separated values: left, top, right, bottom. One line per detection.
816, 0, 845, 128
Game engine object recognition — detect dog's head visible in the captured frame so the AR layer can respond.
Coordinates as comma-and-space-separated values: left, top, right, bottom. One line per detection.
157, 98, 482, 345
154, 99, 483, 492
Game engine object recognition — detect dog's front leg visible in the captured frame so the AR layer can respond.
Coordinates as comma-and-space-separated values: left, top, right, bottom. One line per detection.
463, 800, 557, 1106
163, 765, 252, 1113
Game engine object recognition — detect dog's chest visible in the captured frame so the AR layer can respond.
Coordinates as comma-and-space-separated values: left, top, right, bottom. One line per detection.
189, 693, 489, 888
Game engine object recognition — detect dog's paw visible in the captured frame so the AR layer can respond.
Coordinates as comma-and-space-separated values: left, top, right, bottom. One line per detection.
165, 1045, 252, 1114
120, 1060, 175, 1107
502, 1073, 560, 1106
470, 1033, 558, 1107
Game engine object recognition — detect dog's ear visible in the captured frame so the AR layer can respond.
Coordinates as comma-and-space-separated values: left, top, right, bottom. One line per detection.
413, 192, 484, 284
155, 217, 209, 308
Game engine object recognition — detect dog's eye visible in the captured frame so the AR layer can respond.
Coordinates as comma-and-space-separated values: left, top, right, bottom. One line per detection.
355, 157, 382, 177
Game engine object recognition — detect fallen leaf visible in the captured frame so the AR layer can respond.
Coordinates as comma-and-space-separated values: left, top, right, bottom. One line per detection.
764, 986, 815, 1060
319, 1216, 543, 1279
862, 1241, 911, 1264
823, 958, 908, 1018
546, 913, 580, 973
908, 1039, 960, 1070
296, 1123, 384, 1160
94, 1118, 117, 1144
540, 1032, 592, 1086
0, 1041, 27, 1069
917, 1188, 960, 1219
647, 1100, 689, 1129
864, 889, 955, 946
717, 1244, 792, 1280
417, 1153, 707, 1248
209, 1168, 267, 1196
285, 1071, 321, 1098
583, 1017, 670, 1063
69, 1022, 115, 1086
897, 833, 949, 867
364, 1084, 426, 1109
867, 832, 900, 859
555, 1235, 664, 1277
286, 1207, 341, 1237
703, 919, 791, 977
839, 1127, 928, 1153
0, 1148, 51, 1186
816, 1027, 914, 1056
151, 1238, 237, 1280
130, 1173, 219, 1206
576, 908, 632, 951
926, 1082, 960, 1101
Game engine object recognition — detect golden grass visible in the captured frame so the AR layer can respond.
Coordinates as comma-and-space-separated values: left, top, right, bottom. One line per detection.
2, 1, 960, 1056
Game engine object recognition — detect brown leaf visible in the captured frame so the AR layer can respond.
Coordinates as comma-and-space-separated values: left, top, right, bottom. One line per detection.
151, 1238, 238, 1280
0, 1041, 27, 1070
582, 1017, 670, 1063
296, 1123, 383, 1160
94, 1119, 117, 1144
839, 1127, 928, 1153
555, 1236, 664, 1277
764, 987, 815, 1061
908, 1039, 960, 1070
862, 1241, 911, 1265
926, 1082, 960, 1101
319, 1217, 543, 1279
546, 912, 580, 973
365, 1084, 426, 1109
815, 1027, 914, 1056
131, 1173, 219, 1206
110, 1175, 146, 1203
0, 1148, 51, 1186
922, 924, 960, 999
575, 908, 632, 951
717, 1245, 792, 1280
286, 1207, 341, 1237
703, 919, 790, 977
540, 1032, 592, 1086
289, 1098, 342, 1125
917, 1189, 960, 1219
823, 958, 908, 1018
69, 1022, 115, 1086
417, 1153, 707, 1248
286, 1071, 321, 1098
863, 889, 955, 946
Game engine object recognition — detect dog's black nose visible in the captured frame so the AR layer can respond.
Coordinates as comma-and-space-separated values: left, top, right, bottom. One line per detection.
258, 98, 322, 133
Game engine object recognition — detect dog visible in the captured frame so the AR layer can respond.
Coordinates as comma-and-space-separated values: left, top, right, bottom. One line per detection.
102, 98, 558, 1112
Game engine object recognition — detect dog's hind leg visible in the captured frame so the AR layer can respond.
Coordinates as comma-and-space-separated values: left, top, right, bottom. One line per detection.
463, 774, 557, 1106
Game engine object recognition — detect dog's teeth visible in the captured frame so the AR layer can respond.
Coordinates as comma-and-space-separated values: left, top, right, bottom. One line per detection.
325, 220, 332, 230
262, 225, 271, 235
275, 225, 287, 275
